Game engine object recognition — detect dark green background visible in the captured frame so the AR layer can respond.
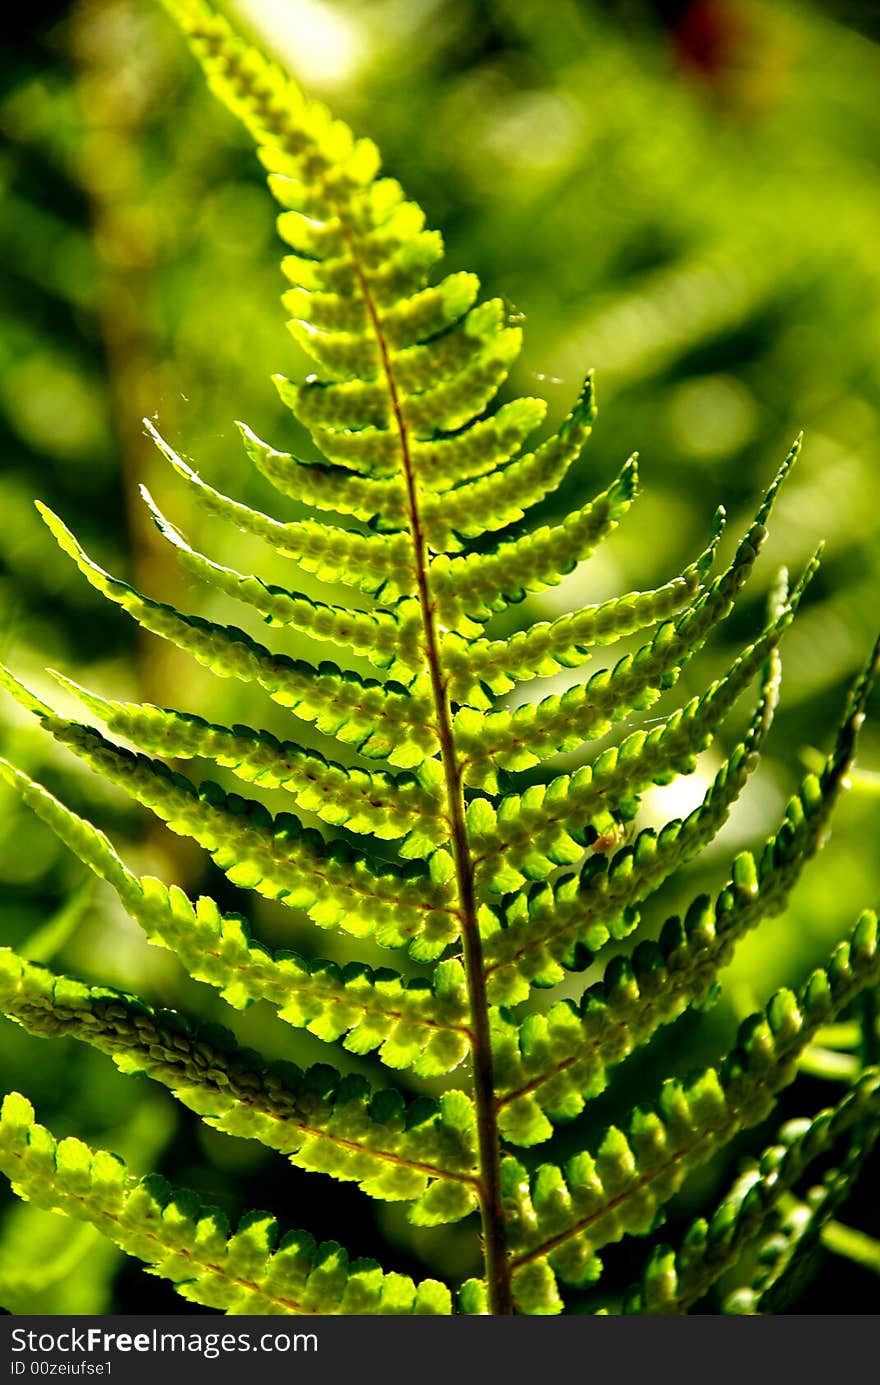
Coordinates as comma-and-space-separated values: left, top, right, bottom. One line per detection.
1, 0, 879, 1312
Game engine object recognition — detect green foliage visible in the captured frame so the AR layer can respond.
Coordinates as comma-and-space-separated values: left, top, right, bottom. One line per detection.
1, 0, 878, 1315
0, 1093, 451, 1315
626, 1066, 880, 1314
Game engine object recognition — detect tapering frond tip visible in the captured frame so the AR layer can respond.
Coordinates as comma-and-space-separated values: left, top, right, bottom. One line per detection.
621, 453, 639, 495
786, 547, 823, 608
690, 506, 727, 585
831, 628, 880, 773
0, 663, 53, 720
709, 503, 727, 544
755, 436, 801, 527
158, 0, 385, 200
235, 419, 260, 450
854, 628, 880, 713
540, 371, 598, 460
156, 0, 312, 158
34, 501, 99, 577
570, 372, 596, 423
142, 417, 193, 481
139, 486, 188, 551
47, 670, 113, 724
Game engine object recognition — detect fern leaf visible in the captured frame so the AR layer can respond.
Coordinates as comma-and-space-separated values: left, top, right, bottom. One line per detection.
141, 486, 422, 675
0, 1094, 452, 1314
280, 278, 503, 391
38, 504, 437, 767
45, 671, 445, 848
627, 1071, 880, 1313
476, 557, 817, 888
238, 422, 409, 528
248, 393, 548, 495
431, 457, 639, 629
409, 396, 548, 490
0, 757, 469, 1076
2, 0, 877, 1318
482, 654, 779, 1005
0, 951, 478, 1220
724, 1126, 880, 1314
493, 679, 865, 1142
272, 385, 547, 491
284, 266, 479, 368
145, 425, 418, 599
286, 314, 520, 451
504, 910, 880, 1313
35, 718, 459, 959
491, 632, 876, 1137
416, 375, 597, 550
0, 664, 454, 955
454, 506, 724, 701
457, 446, 798, 789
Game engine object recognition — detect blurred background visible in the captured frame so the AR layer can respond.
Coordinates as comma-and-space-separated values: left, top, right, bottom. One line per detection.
1, 0, 879, 1313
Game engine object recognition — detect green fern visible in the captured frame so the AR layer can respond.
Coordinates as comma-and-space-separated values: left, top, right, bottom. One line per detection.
1, 0, 878, 1315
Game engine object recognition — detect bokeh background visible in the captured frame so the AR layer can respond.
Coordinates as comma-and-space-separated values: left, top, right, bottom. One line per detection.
1, 0, 879, 1313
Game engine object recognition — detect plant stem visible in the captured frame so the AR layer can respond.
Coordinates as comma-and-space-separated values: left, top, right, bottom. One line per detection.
346, 232, 513, 1314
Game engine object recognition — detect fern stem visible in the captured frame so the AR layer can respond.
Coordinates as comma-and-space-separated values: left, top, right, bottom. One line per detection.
343, 231, 513, 1314
419, 608, 512, 1314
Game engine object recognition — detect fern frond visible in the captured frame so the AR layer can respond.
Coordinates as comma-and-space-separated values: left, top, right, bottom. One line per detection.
238, 421, 408, 527
454, 506, 724, 701
626, 1071, 880, 1314
282, 264, 480, 380
0, 664, 453, 957
256, 359, 575, 559
725, 1124, 880, 1314
457, 446, 798, 789
0, 950, 479, 1220
0, 758, 469, 1076
431, 457, 639, 629
491, 638, 875, 1139
2, 0, 877, 1317
476, 558, 816, 889
242, 395, 549, 529
493, 756, 856, 1143
38, 504, 437, 767
141, 486, 422, 676
409, 395, 548, 488
0, 1094, 452, 1314
503, 910, 880, 1313
145, 426, 419, 599
415, 375, 597, 550
482, 653, 779, 1004
45, 671, 445, 848
30, 716, 459, 959
286, 308, 518, 448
